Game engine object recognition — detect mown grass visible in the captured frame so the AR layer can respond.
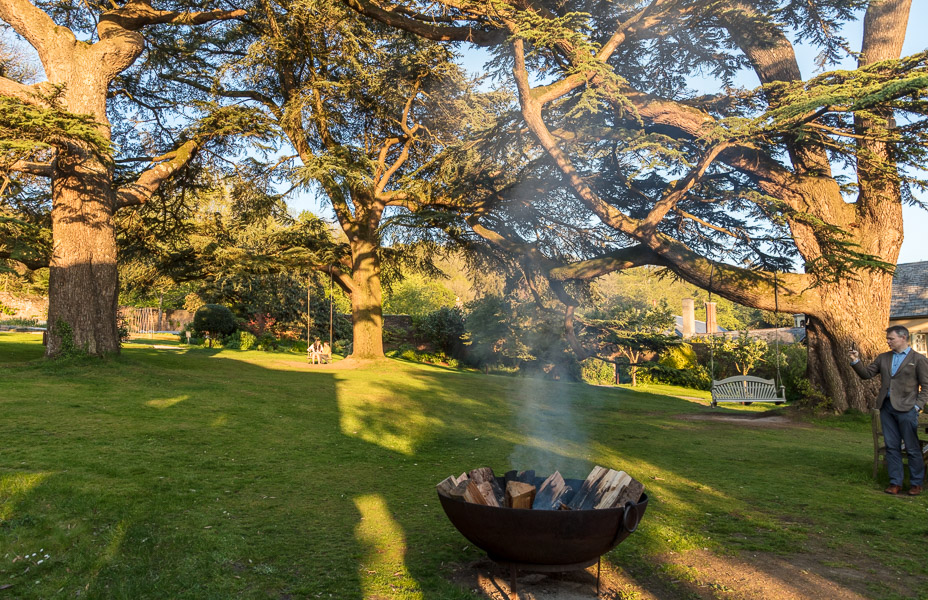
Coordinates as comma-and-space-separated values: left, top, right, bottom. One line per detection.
1, 332, 926, 599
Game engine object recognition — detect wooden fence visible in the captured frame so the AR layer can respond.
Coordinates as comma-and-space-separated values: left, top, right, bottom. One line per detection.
119, 307, 193, 333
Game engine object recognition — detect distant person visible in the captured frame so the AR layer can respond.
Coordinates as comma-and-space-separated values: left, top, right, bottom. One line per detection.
321, 341, 331, 364
850, 325, 928, 495
309, 339, 323, 364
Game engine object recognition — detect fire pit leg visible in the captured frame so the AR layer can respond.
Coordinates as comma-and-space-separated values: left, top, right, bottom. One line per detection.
510, 563, 518, 598
597, 557, 601, 596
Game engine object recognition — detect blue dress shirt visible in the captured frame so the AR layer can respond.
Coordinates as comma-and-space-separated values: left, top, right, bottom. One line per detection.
891, 347, 911, 376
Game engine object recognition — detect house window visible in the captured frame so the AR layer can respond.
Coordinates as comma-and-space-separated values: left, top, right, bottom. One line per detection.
913, 333, 927, 354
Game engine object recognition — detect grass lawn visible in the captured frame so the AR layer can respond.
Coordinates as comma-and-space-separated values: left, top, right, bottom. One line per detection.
1, 332, 926, 599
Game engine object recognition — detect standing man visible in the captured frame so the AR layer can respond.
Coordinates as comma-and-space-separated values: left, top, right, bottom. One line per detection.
850, 325, 928, 496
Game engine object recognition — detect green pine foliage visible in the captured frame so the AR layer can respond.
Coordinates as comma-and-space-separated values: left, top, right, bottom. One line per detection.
0, 95, 110, 157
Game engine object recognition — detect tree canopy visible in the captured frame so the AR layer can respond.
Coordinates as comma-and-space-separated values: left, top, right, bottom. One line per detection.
346, 0, 928, 410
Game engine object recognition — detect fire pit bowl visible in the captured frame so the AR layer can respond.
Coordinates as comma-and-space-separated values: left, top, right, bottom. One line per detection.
438, 476, 648, 567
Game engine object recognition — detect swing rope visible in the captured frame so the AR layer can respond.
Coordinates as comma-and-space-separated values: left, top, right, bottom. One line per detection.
707, 259, 784, 391
708, 262, 716, 382
329, 269, 334, 349
773, 269, 783, 389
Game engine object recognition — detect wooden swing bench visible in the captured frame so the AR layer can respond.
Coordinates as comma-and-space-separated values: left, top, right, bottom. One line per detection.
710, 375, 786, 408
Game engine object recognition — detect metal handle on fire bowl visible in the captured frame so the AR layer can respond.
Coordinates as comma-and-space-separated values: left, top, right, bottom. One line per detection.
622, 502, 640, 533
609, 502, 641, 548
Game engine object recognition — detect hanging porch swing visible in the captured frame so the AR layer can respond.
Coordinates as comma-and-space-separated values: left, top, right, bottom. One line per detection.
707, 264, 787, 408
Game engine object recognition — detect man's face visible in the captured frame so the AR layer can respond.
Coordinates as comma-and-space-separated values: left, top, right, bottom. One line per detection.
887, 331, 908, 352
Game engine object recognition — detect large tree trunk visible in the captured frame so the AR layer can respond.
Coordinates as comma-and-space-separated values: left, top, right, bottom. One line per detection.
43, 50, 122, 357
348, 236, 384, 359
46, 148, 120, 356
805, 271, 894, 412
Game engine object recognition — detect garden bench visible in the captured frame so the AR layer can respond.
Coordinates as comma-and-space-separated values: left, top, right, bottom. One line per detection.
870, 408, 928, 479
710, 375, 786, 408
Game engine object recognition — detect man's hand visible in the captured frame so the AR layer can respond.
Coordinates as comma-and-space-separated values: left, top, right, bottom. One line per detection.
849, 349, 860, 362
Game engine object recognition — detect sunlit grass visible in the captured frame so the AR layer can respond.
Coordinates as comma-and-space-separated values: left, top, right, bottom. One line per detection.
1, 331, 926, 599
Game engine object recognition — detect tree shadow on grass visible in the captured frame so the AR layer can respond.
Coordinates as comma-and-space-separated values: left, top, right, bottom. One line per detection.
1, 345, 590, 598
1, 341, 919, 599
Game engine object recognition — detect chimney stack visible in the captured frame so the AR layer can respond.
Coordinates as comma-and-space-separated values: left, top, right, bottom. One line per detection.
705, 302, 718, 333
682, 298, 695, 338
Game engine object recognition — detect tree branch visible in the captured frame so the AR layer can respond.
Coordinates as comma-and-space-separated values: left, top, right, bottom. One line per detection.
0, 0, 70, 66
339, 0, 504, 46
0, 76, 56, 106
548, 245, 667, 281
115, 140, 198, 208
160, 74, 282, 120
0, 248, 49, 270
4, 159, 54, 177
98, 0, 246, 32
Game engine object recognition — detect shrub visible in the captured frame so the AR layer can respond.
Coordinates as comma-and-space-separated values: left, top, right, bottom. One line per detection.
55, 319, 86, 358
0, 317, 40, 327
638, 362, 711, 390
581, 358, 616, 385
192, 304, 237, 340
117, 315, 130, 346
415, 307, 465, 356
239, 330, 257, 351
334, 339, 350, 357
794, 379, 834, 413
640, 344, 712, 390
256, 332, 278, 351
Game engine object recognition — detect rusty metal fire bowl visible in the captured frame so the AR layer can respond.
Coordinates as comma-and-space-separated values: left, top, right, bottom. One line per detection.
438, 476, 648, 568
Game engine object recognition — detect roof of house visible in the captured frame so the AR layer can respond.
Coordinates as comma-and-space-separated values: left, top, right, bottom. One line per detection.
711, 327, 807, 344
891, 261, 928, 318
671, 316, 727, 337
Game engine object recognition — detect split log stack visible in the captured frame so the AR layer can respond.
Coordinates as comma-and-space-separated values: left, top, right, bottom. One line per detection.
436, 466, 643, 510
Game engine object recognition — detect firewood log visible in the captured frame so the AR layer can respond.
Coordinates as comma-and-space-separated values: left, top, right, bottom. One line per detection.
435, 472, 468, 498
532, 471, 572, 510
504, 469, 535, 486
469, 467, 505, 505
459, 480, 490, 505
612, 478, 645, 509
567, 466, 608, 510
505, 481, 536, 509
476, 481, 501, 507
593, 470, 632, 509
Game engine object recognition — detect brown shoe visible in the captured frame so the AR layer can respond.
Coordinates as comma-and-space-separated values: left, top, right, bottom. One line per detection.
908, 485, 922, 496
885, 484, 903, 495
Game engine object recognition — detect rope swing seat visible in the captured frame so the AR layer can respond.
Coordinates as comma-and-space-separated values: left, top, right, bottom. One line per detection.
707, 265, 787, 408
710, 375, 786, 408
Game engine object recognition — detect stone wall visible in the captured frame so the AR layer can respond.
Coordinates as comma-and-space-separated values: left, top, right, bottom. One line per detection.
0, 292, 48, 321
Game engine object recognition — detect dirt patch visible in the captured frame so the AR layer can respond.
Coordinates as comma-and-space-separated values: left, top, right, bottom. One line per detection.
676, 412, 808, 428
448, 547, 883, 599
448, 558, 652, 600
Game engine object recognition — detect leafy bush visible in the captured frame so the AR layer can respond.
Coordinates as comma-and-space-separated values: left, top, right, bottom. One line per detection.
638, 362, 711, 390
192, 304, 237, 339
117, 315, 130, 346
54, 319, 86, 359
794, 379, 834, 413
334, 339, 350, 357
581, 358, 616, 385
755, 342, 807, 402
415, 307, 465, 356
640, 344, 712, 390
256, 332, 278, 351
239, 330, 257, 351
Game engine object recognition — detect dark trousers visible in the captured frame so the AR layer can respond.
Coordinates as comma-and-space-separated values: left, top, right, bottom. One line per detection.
881, 398, 925, 486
